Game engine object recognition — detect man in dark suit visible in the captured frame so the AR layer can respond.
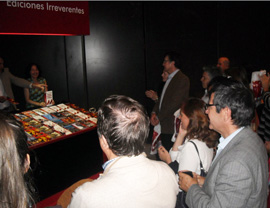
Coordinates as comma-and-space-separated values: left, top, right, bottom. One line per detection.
179, 78, 268, 207
151, 52, 190, 151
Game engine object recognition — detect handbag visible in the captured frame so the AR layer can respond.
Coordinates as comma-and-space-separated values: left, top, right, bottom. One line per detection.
175, 141, 208, 208
189, 141, 207, 177
169, 160, 179, 174
175, 190, 188, 208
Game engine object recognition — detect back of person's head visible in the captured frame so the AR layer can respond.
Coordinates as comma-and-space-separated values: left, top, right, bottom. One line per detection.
164, 51, 181, 69
225, 66, 249, 89
207, 76, 227, 92
203, 65, 222, 80
97, 95, 150, 156
209, 78, 255, 127
0, 112, 34, 208
181, 98, 219, 148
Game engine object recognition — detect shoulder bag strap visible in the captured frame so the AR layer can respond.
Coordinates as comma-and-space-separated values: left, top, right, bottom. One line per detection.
189, 140, 206, 172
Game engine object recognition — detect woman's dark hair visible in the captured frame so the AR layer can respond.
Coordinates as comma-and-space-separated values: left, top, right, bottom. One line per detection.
0, 112, 35, 208
25, 63, 42, 79
225, 66, 249, 89
207, 76, 227, 92
181, 98, 219, 148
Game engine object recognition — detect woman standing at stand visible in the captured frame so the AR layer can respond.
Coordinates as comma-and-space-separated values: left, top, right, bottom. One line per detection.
24, 63, 47, 109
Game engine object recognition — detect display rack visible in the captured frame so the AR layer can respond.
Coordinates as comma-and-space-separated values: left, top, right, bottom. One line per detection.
14, 103, 98, 149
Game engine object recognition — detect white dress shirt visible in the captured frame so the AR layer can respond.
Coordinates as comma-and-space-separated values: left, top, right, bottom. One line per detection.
159, 69, 179, 110
212, 127, 244, 163
0, 79, 9, 109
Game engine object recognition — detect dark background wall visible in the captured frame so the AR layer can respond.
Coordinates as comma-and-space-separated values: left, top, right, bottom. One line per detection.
0, 1, 269, 113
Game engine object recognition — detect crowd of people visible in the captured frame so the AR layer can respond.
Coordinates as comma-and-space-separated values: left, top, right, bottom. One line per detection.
143, 52, 269, 207
0, 51, 269, 208
71, 52, 269, 207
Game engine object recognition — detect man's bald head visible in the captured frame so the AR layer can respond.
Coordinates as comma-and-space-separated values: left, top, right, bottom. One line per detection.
217, 57, 230, 72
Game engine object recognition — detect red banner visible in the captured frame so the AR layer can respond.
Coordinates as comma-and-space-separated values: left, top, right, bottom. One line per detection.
0, 1, 90, 36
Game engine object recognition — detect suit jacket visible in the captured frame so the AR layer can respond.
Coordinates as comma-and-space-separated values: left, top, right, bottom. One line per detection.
68, 153, 179, 208
153, 70, 189, 134
0, 68, 30, 99
186, 127, 268, 208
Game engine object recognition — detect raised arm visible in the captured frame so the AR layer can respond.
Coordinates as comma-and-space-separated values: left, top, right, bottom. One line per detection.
8, 69, 47, 90
172, 123, 187, 151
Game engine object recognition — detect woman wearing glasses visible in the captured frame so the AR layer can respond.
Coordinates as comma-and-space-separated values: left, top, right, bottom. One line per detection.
158, 98, 219, 208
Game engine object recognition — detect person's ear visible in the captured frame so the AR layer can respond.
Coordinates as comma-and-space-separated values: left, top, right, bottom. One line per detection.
223, 107, 232, 122
24, 154, 30, 174
99, 135, 109, 150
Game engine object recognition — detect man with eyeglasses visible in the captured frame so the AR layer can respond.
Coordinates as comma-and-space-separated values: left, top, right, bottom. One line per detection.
179, 78, 268, 207
150, 51, 190, 152
0, 57, 46, 112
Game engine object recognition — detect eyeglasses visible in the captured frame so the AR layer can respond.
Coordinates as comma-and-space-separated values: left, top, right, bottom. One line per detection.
204, 103, 218, 111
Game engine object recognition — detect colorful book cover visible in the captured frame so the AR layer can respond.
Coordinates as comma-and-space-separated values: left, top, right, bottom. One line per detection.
41, 107, 55, 114
45, 90, 53, 106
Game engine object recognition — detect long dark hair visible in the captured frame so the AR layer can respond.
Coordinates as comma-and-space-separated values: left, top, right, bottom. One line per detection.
0, 113, 35, 208
182, 98, 219, 148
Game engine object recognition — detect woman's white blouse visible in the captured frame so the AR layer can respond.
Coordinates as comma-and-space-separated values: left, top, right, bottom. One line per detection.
169, 138, 213, 175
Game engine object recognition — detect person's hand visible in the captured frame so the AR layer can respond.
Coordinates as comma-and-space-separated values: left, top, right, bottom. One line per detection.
145, 90, 158, 101
194, 172, 205, 187
0, 96, 7, 103
158, 146, 172, 164
172, 121, 187, 151
178, 171, 198, 192
150, 113, 159, 126
259, 72, 270, 92
178, 122, 187, 138
40, 102, 46, 107
32, 83, 48, 92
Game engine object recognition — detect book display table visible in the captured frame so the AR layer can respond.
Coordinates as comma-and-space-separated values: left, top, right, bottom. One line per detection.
15, 104, 103, 201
